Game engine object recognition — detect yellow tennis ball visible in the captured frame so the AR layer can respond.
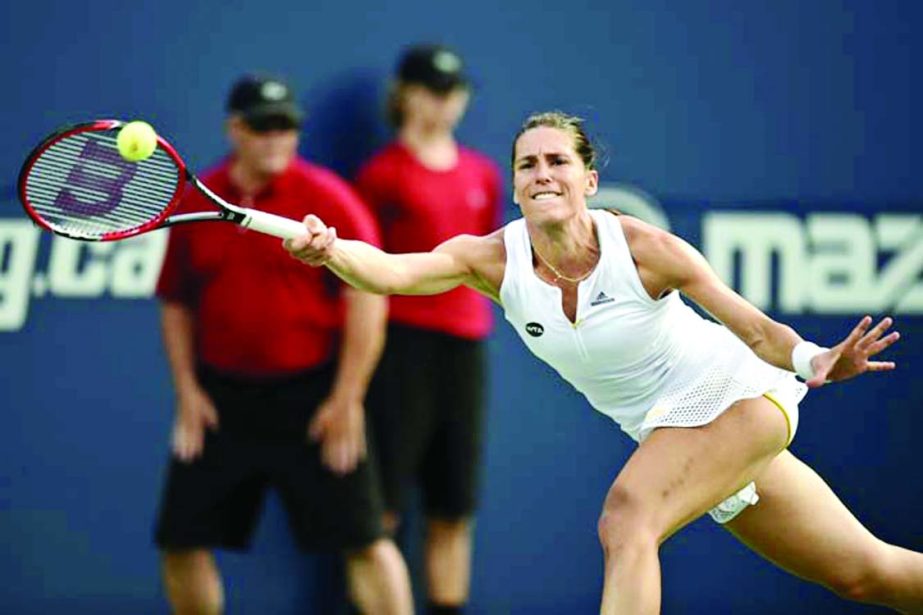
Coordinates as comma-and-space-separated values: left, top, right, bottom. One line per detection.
116, 121, 158, 162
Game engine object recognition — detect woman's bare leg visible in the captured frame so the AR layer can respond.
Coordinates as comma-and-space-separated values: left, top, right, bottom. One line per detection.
726, 450, 923, 614
597, 396, 789, 615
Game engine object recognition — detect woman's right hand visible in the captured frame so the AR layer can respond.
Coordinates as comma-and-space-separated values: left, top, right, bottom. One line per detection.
285, 214, 338, 267
171, 384, 219, 462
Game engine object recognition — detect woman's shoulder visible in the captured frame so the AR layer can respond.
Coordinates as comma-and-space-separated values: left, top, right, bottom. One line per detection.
439, 228, 506, 266
439, 227, 506, 259
613, 213, 674, 251
613, 213, 697, 298
435, 229, 507, 301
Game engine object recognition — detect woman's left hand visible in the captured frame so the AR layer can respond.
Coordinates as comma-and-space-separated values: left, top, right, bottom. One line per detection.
807, 316, 900, 388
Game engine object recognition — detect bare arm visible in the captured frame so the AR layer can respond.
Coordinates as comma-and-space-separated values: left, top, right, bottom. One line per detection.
285, 214, 504, 301
620, 217, 801, 369
620, 216, 899, 386
325, 238, 473, 295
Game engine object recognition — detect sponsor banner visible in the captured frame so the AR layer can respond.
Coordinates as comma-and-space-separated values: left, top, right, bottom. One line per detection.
0, 212, 167, 332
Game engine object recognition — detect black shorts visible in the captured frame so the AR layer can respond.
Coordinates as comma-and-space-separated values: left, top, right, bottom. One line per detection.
154, 363, 384, 552
367, 324, 486, 519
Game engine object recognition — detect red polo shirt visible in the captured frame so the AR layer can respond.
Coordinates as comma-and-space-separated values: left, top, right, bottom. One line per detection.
355, 142, 502, 340
157, 157, 380, 376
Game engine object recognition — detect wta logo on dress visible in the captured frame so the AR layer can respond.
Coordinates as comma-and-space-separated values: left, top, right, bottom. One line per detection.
525, 322, 544, 337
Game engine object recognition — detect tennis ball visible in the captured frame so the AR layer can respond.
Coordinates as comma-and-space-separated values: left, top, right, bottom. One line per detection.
116, 121, 158, 162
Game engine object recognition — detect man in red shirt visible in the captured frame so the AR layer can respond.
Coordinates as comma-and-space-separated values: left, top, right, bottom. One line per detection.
355, 45, 502, 615
153, 74, 412, 615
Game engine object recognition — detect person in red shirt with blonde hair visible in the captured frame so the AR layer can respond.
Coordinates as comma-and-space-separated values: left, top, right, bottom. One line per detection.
354, 44, 502, 615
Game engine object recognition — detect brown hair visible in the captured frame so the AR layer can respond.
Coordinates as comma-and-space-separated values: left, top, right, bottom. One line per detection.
511, 111, 597, 172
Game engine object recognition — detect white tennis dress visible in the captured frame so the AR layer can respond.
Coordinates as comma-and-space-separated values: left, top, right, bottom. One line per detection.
499, 210, 807, 522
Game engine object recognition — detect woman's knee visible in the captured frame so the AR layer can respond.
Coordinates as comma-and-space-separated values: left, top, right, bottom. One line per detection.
826, 567, 880, 603
597, 484, 659, 554
822, 542, 895, 604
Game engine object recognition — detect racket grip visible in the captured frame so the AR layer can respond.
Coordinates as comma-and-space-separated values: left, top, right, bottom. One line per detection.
242, 209, 308, 240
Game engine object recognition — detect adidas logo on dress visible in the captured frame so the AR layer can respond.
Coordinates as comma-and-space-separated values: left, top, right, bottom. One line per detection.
590, 291, 615, 306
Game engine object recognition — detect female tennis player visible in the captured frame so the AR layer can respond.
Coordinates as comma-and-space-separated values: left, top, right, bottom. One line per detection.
285, 111, 921, 614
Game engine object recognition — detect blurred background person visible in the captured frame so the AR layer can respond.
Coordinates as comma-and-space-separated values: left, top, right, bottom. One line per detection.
354, 44, 503, 615
152, 74, 412, 615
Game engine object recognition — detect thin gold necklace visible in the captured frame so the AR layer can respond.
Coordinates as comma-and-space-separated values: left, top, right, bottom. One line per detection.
531, 243, 595, 284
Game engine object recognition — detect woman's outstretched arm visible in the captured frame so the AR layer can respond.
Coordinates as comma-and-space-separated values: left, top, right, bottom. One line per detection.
620, 215, 900, 387
285, 214, 502, 299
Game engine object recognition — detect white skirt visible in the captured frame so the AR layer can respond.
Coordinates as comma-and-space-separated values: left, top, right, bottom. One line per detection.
632, 325, 808, 444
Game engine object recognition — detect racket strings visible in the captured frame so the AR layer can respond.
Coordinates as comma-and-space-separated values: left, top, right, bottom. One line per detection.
24, 129, 181, 239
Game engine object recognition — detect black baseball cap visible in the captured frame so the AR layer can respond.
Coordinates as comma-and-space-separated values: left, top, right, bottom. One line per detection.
396, 44, 469, 93
226, 74, 304, 130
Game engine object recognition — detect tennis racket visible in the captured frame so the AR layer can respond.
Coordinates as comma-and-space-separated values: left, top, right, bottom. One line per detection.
17, 119, 309, 241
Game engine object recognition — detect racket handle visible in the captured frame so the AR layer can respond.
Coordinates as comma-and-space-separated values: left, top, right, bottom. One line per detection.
242, 209, 308, 240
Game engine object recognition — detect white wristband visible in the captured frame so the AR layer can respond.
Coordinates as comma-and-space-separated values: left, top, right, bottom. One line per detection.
791, 341, 828, 381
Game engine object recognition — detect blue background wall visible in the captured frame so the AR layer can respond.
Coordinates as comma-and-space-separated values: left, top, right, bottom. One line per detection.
1, 1, 921, 613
